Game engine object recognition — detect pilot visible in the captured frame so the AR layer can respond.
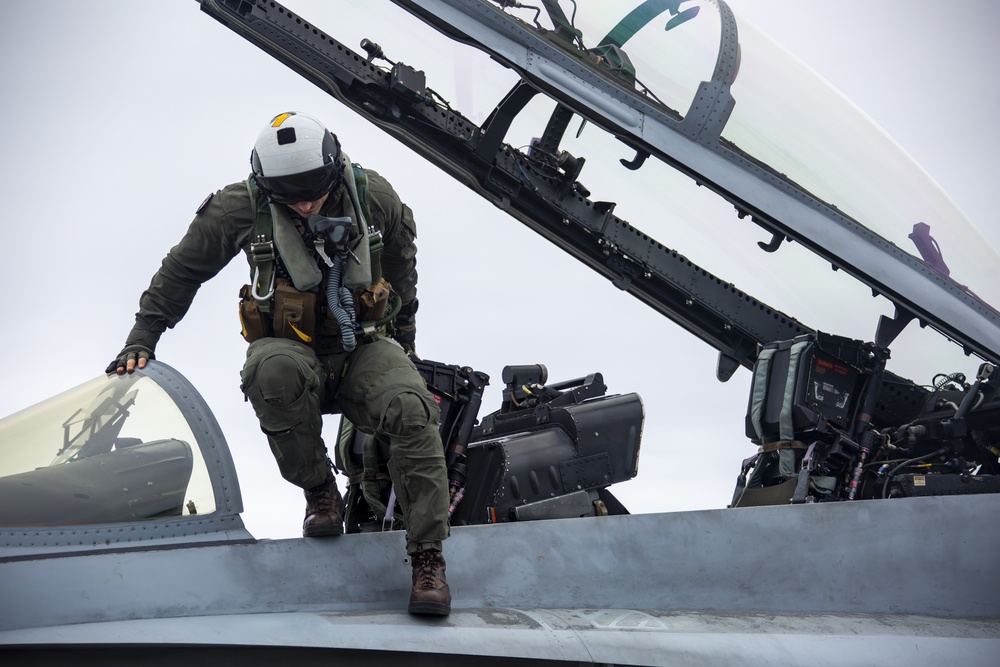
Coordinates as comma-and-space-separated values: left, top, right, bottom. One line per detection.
108, 111, 451, 616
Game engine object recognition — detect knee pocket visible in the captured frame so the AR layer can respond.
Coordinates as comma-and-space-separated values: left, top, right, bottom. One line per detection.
257, 354, 307, 404
243, 341, 323, 409
257, 385, 318, 434
381, 391, 434, 438
244, 357, 323, 433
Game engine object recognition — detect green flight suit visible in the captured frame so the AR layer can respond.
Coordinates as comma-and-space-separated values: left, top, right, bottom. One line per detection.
120, 169, 449, 554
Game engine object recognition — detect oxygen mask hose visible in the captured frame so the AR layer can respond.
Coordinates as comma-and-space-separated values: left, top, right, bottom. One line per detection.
326, 248, 357, 352
310, 215, 359, 352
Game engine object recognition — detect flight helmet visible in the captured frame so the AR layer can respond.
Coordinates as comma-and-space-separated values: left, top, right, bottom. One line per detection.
250, 112, 344, 204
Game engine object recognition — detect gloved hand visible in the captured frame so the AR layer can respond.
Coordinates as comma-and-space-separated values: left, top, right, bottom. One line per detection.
106, 344, 155, 375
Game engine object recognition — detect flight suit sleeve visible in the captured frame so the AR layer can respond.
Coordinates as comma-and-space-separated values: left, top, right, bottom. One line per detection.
122, 182, 254, 352
364, 169, 419, 350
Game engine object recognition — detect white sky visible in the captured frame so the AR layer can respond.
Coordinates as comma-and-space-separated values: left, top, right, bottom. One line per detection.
1, 0, 997, 539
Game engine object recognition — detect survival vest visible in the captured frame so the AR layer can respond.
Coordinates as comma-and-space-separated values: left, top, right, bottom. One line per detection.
240, 158, 397, 350
246, 158, 374, 314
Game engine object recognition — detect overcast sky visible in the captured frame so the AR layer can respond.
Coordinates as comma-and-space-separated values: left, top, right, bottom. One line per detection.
1, 0, 997, 539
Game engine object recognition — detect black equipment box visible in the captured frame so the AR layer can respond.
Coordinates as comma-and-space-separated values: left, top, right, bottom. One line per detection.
451, 392, 644, 525
746, 333, 868, 444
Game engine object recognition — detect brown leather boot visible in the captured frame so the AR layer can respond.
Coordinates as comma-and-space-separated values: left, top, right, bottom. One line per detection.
302, 473, 344, 537
408, 550, 451, 616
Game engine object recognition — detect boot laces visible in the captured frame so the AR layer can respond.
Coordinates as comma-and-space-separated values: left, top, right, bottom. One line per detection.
305, 480, 333, 513
413, 552, 441, 589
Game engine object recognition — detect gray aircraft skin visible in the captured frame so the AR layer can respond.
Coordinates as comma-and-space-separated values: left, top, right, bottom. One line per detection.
2, 1, 999, 665
1, 359, 997, 664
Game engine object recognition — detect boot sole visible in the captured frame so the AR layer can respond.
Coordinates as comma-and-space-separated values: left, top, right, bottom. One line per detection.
302, 524, 344, 538
408, 600, 451, 616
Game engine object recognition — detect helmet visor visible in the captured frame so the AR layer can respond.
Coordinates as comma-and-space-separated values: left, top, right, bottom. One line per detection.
258, 163, 339, 205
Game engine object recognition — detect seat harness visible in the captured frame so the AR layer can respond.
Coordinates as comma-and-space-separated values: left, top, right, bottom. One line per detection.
245, 157, 397, 352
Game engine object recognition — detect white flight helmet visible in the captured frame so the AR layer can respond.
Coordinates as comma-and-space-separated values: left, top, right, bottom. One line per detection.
250, 111, 343, 204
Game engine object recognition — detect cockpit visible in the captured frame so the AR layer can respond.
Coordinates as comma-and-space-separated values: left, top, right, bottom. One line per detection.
0, 362, 248, 554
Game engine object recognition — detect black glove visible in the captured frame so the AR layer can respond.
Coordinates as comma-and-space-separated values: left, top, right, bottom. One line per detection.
106, 344, 155, 374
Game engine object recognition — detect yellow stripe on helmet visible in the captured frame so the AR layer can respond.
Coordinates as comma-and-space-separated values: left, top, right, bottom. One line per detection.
270, 112, 295, 127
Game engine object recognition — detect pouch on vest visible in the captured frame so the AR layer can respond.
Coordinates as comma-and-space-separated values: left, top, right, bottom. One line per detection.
273, 278, 318, 346
356, 277, 391, 323
239, 284, 272, 343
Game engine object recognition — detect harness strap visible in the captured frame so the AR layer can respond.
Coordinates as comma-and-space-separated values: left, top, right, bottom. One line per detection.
780, 340, 811, 441
353, 164, 370, 221
748, 347, 774, 443
246, 177, 277, 312
759, 439, 809, 453
347, 470, 393, 485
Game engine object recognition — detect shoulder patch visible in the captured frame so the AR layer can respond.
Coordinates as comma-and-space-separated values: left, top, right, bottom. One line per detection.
196, 192, 214, 214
